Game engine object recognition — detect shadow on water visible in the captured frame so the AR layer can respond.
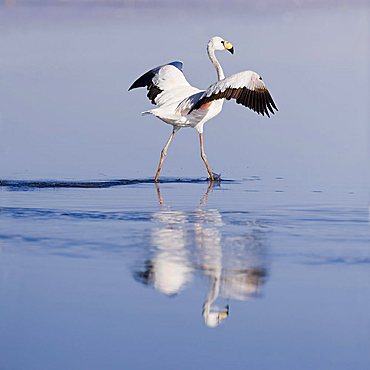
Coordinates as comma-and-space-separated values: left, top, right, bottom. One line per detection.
0, 177, 235, 190
134, 182, 269, 328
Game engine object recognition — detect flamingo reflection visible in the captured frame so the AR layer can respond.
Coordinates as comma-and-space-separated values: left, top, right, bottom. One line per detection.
134, 183, 268, 327
134, 185, 193, 296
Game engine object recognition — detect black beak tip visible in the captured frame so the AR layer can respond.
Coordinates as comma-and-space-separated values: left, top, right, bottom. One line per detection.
229, 47, 234, 55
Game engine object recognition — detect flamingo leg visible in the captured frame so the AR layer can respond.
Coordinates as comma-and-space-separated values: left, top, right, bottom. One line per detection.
199, 133, 214, 182
154, 128, 178, 182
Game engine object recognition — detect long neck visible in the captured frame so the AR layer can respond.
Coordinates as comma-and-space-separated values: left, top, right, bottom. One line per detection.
207, 44, 225, 81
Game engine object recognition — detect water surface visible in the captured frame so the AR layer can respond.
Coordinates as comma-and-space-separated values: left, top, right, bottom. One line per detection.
0, 2, 369, 370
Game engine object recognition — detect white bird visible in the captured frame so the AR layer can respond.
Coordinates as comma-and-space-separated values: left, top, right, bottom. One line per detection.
128, 36, 278, 182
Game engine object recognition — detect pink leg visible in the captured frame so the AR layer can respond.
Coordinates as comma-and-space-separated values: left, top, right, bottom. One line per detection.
199, 133, 214, 182
154, 128, 178, 182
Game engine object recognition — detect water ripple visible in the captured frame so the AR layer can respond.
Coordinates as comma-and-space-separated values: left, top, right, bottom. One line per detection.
0, 177, 235, 190
0, 207, 154, 221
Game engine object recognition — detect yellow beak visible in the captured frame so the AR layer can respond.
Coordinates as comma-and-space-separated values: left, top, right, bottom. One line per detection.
223, 41, 234, 54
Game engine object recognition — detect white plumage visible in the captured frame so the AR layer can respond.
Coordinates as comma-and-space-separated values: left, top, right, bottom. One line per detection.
129, 36, 278, 182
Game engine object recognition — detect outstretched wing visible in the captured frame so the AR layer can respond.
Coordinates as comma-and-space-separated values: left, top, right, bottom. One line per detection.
128, 61, 192, 106
188, 71, 278, 117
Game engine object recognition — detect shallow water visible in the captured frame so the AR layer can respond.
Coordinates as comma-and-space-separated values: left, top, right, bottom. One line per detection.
1, 2, 370, 370
1, 178, 369, 369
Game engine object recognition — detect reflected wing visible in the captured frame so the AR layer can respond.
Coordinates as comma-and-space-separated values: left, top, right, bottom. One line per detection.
128, 61, 192, 106
189, 71, 278, 117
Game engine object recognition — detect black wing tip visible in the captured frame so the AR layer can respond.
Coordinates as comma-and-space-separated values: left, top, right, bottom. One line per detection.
128, 69, 156, 92
263, 90, 278, 117
128, 61, 183, 93
128, 79, 142, 91
236, 86, 278, 118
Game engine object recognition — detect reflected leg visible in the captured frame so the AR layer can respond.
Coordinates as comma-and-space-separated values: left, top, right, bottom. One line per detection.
154, 127, 179, 182
200, 181, 213, 207
199, 133, 214, 182
155, 182, 164, 205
